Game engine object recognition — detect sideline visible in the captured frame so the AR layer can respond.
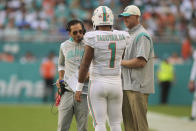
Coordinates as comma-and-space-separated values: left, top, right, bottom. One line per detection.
148, 112, 196, 131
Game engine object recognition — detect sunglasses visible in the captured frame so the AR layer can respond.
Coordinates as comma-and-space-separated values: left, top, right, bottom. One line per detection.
72, 30, 83, 35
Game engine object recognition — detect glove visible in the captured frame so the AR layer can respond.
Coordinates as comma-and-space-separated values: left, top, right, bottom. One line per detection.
55, 93, 61, 106
55, 80, 66, 106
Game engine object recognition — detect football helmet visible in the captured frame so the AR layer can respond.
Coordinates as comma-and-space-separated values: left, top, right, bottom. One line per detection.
92, 6, 114, 30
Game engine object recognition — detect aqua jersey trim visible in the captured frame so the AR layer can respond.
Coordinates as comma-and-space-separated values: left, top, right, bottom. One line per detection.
135, 32, 152, 58
69, 37, 74, 42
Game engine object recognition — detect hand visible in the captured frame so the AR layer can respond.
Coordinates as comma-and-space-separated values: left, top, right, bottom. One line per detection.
189, 81, 195, 92
121, 60, 128, 67
75, 91, 82, 102
56, 79, 60, 88
121, 60, 125, 66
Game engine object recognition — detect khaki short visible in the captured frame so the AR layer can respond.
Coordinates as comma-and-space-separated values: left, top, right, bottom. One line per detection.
122, 90, 149, 131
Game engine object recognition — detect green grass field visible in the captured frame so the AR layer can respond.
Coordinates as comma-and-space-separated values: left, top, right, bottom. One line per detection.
149, 105, 191, 117
0, 104, 191, 131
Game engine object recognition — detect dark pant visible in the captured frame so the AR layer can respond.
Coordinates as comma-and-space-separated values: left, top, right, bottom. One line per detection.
43, 78, 55, 102
160, 81, 171, 104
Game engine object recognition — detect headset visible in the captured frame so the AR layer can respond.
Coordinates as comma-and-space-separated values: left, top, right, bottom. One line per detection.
66, 20, 86, 35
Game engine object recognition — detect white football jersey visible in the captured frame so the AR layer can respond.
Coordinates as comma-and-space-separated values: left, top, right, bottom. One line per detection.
83, 30, 130, 78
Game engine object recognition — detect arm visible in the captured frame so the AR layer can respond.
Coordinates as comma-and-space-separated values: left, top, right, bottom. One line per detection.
58, 70, 65, 80
78, 45, 94, 83
189, 59, 196, 92
56, 46, 65, 87
121, 57, 147, 68
122, 35, 151, 68
75, 45, 94, 102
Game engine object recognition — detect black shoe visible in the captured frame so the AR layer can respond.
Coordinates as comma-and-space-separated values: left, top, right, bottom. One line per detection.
190, 117, 195, 121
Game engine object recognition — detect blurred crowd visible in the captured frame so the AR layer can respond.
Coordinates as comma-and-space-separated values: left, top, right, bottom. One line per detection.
140, 0, 196, 43
0, 0, 196, 64
0, 0, 195, 42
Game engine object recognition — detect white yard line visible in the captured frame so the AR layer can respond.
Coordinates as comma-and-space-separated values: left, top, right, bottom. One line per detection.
148, 112, 196, 131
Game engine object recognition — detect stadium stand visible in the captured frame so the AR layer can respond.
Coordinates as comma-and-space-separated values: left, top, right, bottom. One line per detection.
0, 0, 195, 43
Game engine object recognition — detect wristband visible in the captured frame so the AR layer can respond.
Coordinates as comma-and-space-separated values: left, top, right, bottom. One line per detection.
76, 82, 84, 91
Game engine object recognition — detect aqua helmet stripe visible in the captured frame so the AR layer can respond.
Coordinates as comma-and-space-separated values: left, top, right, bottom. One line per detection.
102, 7, 107, 21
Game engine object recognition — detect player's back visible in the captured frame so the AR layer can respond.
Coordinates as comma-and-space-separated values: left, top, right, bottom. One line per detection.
84, 30, 129, 79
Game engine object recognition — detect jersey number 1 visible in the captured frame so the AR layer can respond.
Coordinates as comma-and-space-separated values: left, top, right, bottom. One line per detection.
109, 43, 116, 68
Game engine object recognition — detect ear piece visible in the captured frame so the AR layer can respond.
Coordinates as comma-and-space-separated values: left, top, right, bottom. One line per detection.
82, 23, 86, 34
79, 21, 86, 34
66, 23, 70, 32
